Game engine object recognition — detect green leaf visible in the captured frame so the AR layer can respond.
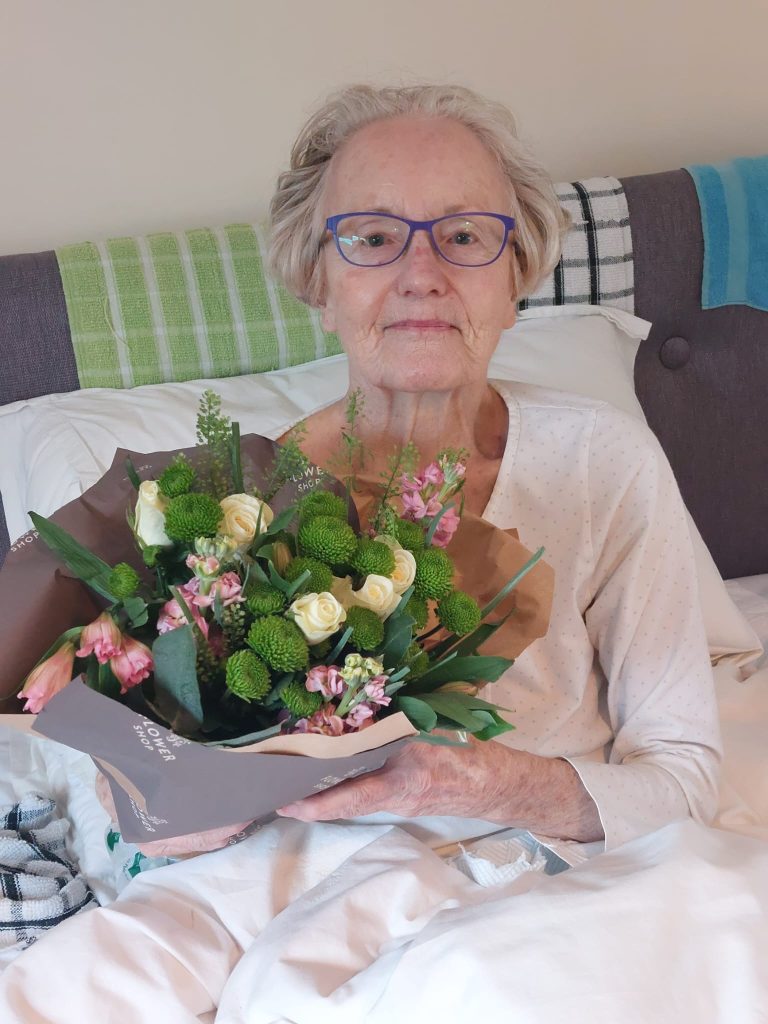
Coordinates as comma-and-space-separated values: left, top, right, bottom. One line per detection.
378, 610, 415, 668
285, 568, 311, 602
122, 596, 149, 628
265, 505, 298, 536
212, 587, 225, 626
479, 546, 545, 619
413, 654, 513, 691
96, 661, 122, 699
327, 626, 353, 664
151, 625, 204, 734
473, 711, 516, 741
428, 609, 515, 661
268, 562, 291, 594
395, 695, 437, 732
413, 731, 470, 747
29, 512, 118, 602
230, 420, 244, 494
124, 456, 142, 492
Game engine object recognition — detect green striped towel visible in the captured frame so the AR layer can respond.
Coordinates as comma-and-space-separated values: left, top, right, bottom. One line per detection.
55, 224, 342, 389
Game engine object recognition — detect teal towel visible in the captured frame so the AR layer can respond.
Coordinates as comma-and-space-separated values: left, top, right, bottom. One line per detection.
686, 156, 768, 312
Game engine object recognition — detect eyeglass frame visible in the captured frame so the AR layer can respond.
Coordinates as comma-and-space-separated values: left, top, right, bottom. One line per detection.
324, 211, 517, 268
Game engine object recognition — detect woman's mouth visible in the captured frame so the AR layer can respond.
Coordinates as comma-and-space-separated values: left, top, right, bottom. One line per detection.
386, 320, 455, 331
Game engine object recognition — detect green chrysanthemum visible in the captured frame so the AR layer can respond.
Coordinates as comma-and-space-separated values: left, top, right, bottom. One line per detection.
413, 547, 454, 601
344, 605, 385, 652
245, 583, 286, 617
351, 539, 396, 578
280, 679, 323, 718
298, 516, 357, 565
284, 556, 334, 594
437, 590, 482, 636
298, 490, 348, 523
108, 562, 141, 600
225, 650, 271, 702
158, 455, 196, 498
247, 615, 309, 671
141, 544, 164, 568
404, 593, 429, 630
164, 493, 222, 543
393, 519, 425, 553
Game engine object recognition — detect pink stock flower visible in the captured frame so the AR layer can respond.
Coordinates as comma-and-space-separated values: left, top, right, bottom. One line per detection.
364, 677, 392, 708
18, 642, 76, 713
109, 636, 153, 693
345, 702, 376, 730
305, 665, 345, 700
400, 472, 424, 491
157, 596, 209, 639
76, 612, 123, 664
422, 462, 445, 486
185, 553, 220, 576
432, 505, 461, 548
294, 705, 345, 736
402, 490, 442, 521
193, 572, 243, 609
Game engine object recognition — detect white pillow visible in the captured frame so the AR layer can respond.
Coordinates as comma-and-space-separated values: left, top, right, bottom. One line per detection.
1, 305, 761, 668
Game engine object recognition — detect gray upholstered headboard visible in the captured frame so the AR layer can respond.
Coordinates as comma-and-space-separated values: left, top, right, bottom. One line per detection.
623, 170, 768, 580
1, 169, 767, 578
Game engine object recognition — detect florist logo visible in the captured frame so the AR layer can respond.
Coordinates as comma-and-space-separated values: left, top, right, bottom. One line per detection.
10, 531, 39, 555
133, 719, 180, 761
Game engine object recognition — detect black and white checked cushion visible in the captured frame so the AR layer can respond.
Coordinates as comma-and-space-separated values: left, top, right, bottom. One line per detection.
519, 176, 634, 313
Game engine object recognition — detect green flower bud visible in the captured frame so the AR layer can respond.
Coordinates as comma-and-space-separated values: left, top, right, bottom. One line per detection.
164, 493, 222, 543
404, 593, 429, 630
245, 583, 286, 617
225, 650, 271, 702
350, 539, 396, 578
158, 454, 196, 498
247, 615, 309, 672
437, 590, 482, 636
298, 516, 357, 565
284, 556, 333, 594
344, 606, 385, 652
280, 679, 323, 718
413, 547, 454, 601
108, 562, 141, 600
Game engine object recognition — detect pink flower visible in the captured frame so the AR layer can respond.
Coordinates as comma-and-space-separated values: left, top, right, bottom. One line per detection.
18, 642, 76, 713
157, 598, 208, 634
76, 612, 123, 664
305, 665, 345, 700
294, 705, 345, 736
401, 490, 430, 520
422, 462, 445, 486
364, 677, 392, 708
193, 572, 243, 609
345, 702, 376, 730
109, 636, 153, 693
432, 505, 461, 548
185, 553, 220, 576
400, 473, 424, 491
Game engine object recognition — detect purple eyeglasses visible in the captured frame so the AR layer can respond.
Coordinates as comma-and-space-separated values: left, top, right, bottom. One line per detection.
325, 212, 516, 268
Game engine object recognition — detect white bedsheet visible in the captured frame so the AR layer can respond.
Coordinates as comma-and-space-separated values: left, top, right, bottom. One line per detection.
1, 578, 767, 1018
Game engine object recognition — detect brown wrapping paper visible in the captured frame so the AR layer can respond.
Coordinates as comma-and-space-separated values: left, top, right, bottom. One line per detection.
0, 435, 553, 841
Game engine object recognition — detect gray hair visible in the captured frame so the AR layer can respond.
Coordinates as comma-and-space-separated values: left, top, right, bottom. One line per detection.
268, 84, 570, 306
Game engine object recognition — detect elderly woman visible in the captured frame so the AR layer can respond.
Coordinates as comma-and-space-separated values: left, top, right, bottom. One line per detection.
261, 84, 721, 852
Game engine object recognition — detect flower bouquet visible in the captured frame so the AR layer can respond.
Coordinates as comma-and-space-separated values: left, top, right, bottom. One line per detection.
0, 392, 553, 842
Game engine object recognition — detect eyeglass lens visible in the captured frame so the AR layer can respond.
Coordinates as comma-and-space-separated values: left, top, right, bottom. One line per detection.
335, 214, 508, 266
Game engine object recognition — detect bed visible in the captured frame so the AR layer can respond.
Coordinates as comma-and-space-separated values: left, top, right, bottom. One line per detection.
0, 168, 767, 1022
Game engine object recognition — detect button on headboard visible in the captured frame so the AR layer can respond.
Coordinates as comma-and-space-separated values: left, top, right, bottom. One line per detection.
622, 170, 768, 579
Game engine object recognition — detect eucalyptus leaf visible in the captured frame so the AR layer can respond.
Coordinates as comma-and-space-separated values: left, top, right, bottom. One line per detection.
479, 546, 545, 618
151, 625, 204, 734
29, 512, 118, 602
123, 596, 149, 629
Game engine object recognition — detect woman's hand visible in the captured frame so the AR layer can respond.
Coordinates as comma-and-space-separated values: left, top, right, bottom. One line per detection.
276, 736, 605, 843
94, 772, 253, 858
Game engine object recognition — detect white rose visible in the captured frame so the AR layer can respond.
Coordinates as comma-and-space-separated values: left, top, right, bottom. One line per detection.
219, 493, 274, 550
330, 574, 357, 610
134, 480, 172, 547
374, 535, 416, 594
353, 574, 401, 619
289, 592, 347, 644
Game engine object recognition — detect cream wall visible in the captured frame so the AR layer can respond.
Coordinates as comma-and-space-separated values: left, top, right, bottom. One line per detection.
2, 0, 767, 256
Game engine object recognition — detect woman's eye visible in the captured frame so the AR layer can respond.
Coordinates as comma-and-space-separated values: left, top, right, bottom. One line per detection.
451, 231, 474, 245
364, 233, 387, 248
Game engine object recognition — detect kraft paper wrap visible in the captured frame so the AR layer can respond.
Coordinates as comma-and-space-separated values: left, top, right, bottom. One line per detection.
0, 437, 553, 841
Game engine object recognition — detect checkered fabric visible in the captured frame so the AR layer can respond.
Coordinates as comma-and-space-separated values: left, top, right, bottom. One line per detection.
519, 177, 634, 312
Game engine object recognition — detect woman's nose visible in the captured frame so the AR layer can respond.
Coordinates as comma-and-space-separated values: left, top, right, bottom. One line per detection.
395, 230, 449, 296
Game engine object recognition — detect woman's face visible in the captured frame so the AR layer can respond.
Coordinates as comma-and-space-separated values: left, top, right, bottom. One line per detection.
318, 116, 518, 393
